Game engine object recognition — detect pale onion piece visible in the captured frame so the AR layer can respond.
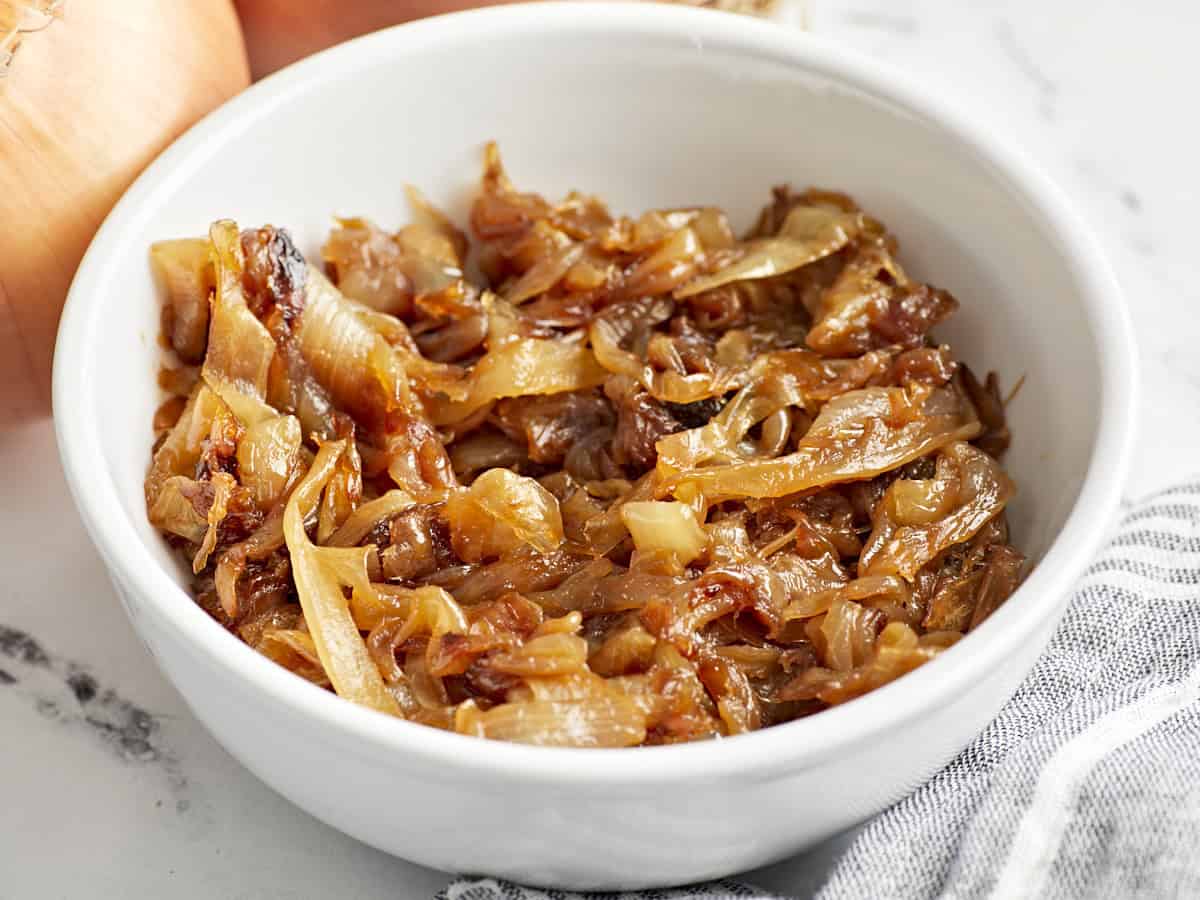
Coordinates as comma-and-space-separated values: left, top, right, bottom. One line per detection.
448, 431, 527, 480
674, 206, 862, 299
376, 413, 458, 502
531, 610, 584, 637
146, 476, 208, 544
405, 185, 468, 262
484, 292, 522, 346
622, 226, 703, 298
256, 629, 329, 687
805, 243, 904, 356
520, 672, 610, 702
348, 584, 412, 634
402, 585, 469, 637
665, 385, 981, 502
505, 243, 583, 304
589, 312, 647, 380
428, 335, 608, 425
149, 238, 212, 363
860, 441, 1016, 580
589, 621, 657, 677
589, 299, 750, 404
784, 621, 949, 706
325, 489, 417, 548
654, 376, 799, 478
144, 384, 227, 506
317, 439, 362, 544
353, 583, 467, 642
283, 440, 400, 715
203, 368, 278, 427
444, 469, 564, 563
454, 696, 646, 748
695, 207, 737, 250
395, 221, 464, 296
236, 414, 302, 508
580, 470, 658, 556
488, 633, 589, 677
202, 220, 275, 401
621, 501, 708, 565
349, 301, 471, 402
193, 472, 236, 574
697, 656, 761, 735
299, 267, 411, 430
213, 550, 242, 619
818, 597, 879, 672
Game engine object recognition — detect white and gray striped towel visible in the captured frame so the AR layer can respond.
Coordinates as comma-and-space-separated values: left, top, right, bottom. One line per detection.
439, 483, 1200, 899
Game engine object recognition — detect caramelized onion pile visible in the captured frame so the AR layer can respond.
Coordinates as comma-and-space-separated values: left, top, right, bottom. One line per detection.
145, 144, 1022, 747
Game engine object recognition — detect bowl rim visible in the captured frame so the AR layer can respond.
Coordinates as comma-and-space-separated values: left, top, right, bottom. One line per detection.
53, 2, 1138, 784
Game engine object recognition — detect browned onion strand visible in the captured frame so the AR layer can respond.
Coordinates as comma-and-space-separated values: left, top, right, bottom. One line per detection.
145, 143, 1024, 746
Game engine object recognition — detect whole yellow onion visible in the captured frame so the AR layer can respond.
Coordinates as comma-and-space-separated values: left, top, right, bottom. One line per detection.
0, 0, 249, 420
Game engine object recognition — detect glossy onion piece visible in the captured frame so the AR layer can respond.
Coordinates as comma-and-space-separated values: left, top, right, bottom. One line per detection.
146, 475, 209, 544
859, 441, 1016, 580
489, 632, 590, 677
322, 190, 468, 316
256, 629, 329, 687
283, 440, 400, 715
806, 244, 959, 358
202, 220, 276, 403
213, 505, 287, 619
782, 622, 960, 706
674, 204, 863, 299
621, 501, 708, 565
236, 414, 302, 508
652, 348, 899, 480
149, 237, 212, 363
443, 468, 564, 563
665, 384, 981, 502
325, 489, 417, 548
144, 384, 228, 507
504, 243, 583, 305
322, 217, 414, 316
697, 655, 761, 735
589, 298, 741, 405
298, 268, 411, 433
429, 296, 608, 425
192, 471, 236, 573
922, 520, 1025, 632
455, 695, 647, 747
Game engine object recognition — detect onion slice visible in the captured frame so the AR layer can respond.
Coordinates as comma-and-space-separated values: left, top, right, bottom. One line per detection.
283, 440, 400, 715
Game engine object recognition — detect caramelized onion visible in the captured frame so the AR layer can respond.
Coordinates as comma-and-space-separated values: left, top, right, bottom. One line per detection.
146, 148, 1022, 746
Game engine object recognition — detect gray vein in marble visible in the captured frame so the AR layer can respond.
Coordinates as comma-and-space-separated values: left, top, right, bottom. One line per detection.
993, 20, 1057, 120
0, 624, 191, 812
1071, 158, 1155, 256
839, 11, 918, 35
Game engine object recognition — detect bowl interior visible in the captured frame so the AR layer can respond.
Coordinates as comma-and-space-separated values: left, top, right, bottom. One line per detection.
72, 12, 1100, 686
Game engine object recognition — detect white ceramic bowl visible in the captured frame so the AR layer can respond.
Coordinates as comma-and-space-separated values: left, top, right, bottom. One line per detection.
54, 3, 1136, 889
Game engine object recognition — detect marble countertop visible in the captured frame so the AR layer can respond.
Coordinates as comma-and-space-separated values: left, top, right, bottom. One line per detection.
4, 1, 1194, 896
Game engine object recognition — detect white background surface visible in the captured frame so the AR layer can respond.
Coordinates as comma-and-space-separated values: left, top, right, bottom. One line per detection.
2, 1, 1192, 896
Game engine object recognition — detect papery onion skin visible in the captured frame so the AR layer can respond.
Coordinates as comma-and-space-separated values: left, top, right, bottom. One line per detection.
1, 0, 248, 419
